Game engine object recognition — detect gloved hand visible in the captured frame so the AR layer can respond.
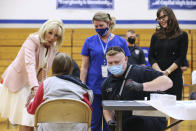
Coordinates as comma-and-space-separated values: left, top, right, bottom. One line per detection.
125, 79, 143, 91
107, 120, 117, 131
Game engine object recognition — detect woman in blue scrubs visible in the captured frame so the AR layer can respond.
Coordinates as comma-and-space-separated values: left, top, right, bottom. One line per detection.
80, 12, 130, 131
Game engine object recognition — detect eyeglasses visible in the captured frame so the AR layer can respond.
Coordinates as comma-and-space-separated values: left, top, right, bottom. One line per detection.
106, 46, 125, 54
156, 15, 167, 21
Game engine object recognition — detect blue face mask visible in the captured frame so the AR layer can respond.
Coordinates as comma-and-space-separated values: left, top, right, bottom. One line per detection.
107, 65, 124, 76
96, 27, 109, 36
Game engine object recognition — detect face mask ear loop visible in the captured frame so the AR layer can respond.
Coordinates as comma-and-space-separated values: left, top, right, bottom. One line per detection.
107, 21, 111, 30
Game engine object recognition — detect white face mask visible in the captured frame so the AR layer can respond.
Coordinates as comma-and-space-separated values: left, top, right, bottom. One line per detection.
107, 64, 124, 76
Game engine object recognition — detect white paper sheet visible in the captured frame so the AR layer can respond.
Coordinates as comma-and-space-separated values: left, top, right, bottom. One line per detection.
139, 100, 196, 120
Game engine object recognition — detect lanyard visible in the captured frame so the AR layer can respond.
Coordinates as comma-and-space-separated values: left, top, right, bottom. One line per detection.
116, 65, 132, 100
98, 33, 111, 65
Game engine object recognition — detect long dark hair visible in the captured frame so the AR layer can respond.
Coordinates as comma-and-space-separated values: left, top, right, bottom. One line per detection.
155, 6, 182, 39
52, 53, 74, 76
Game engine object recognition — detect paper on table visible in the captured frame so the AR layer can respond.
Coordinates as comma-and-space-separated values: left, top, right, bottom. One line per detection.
140, 100, 196, 120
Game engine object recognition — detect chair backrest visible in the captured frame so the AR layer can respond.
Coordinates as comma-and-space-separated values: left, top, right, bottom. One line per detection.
192, 70, 196, 84
34, 98, 92, 129
190, 71, 196, 100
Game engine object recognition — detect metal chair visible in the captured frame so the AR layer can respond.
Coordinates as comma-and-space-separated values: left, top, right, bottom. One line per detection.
34, 98, 92, 131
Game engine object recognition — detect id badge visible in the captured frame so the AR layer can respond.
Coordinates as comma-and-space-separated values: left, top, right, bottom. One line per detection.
101, 65, 108, 78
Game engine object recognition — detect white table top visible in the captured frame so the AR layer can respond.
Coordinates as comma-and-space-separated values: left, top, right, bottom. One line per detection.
142, 100, 196, 120
103, 100, 196, 120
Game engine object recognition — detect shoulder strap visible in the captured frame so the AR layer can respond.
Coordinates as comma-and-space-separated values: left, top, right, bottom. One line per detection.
118, 65, 132, 98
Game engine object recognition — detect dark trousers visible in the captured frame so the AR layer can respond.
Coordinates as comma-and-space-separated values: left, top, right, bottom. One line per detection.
91, 94, 110, 131
123, 115, 167, 131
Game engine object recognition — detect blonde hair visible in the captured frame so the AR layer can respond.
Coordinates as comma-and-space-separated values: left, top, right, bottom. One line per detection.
52, 53, 74, 76
92, 12, 116, 31
38, 19, 64, 48
106, 46, 125, 56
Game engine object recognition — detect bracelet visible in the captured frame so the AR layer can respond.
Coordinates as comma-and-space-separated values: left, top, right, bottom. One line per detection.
30, 90, 35, 95
30, 88, 36, 95
107, 120, 117, 126
166, 69, 171, 75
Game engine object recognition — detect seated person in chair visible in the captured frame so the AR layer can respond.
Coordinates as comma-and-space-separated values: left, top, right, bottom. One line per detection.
101, 46, 173, 131
27, 52, 93, 131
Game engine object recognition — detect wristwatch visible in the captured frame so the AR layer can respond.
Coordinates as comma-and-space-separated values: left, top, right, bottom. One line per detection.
107, 120, 117, 126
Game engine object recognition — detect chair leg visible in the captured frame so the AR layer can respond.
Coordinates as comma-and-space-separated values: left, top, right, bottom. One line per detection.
7, 119, 10, 129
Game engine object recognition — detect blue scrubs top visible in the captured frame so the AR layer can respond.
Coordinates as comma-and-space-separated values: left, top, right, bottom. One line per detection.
81, 34, 130, 94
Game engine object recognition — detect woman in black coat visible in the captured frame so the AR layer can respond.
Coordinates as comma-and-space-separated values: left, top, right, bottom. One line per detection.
148, 6, 188, 131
